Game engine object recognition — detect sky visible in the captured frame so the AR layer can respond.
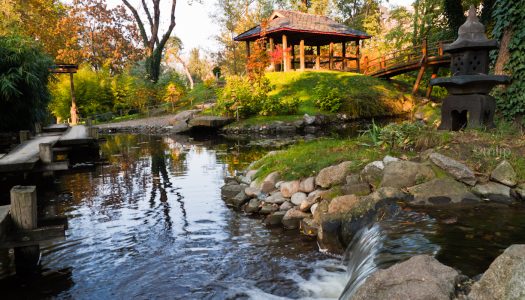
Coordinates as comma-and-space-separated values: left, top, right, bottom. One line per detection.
108, 0, 415, 57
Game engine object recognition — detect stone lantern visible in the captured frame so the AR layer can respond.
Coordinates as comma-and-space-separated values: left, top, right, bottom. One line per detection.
430, 6, 510, 130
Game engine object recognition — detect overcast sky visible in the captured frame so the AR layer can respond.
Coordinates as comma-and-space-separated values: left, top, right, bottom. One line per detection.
107, 0, 414, 56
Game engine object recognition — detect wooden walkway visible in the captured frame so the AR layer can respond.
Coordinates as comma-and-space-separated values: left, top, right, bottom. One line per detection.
362, 39, 452, 95
0, 125, 96, 173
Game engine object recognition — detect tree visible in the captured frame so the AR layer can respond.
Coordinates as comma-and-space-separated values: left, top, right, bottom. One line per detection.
187, 48, 212, 82
122, 0, 177, 83
443, 0, 465, 38
0, 35, 53, 131
165, 37, 194, 89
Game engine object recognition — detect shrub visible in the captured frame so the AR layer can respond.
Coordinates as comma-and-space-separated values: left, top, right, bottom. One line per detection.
260, 96, 300, 116
313, 82, 343, 113
0, 35, 53, 131
362, 121, 443, 151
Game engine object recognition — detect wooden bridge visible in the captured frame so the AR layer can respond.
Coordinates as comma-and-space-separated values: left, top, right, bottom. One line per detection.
362, 39, 452, 96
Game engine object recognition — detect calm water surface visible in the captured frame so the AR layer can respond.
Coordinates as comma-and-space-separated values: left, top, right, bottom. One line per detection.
0, 133, 524, 299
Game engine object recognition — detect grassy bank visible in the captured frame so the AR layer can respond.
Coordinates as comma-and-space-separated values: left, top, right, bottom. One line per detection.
252, 120, 525, 183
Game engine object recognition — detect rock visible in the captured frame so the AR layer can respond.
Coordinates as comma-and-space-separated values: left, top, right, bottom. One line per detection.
244, 198, 261, 213
317, 187, 342, 201
239, 170, 258, 184
280, 180, 300, 198
221, 184, 245, 199
469, 244, 525, 300
407, 178, 481, 205
341, 182, 371, 196
299, 177, 316, 193
244, 187, 261, 197
188, 116, 233, 128
290, 192, 307, 206
300, 193, 320, 212
264, 211, 286, 226
300, 218, 318, 236
346, 174, 361, 185
250, 180, 262, 189
264, 192, 286, 205
364, 187, 410, 203
231, 190, 250, 207
303, 113, 316, 125
381, 161, 435, 189
420, 148, 435, 161
279, 201, 293, 211
472, 182, 514, 204
259, 203, 279, 214
352, 255, 461, 300
360, 161, 384, 187
313, 200, 329, 225
383, 155, 399, 165
282, 208, 311, 229
310, 203, 319, 215
515, 183, 525, 200
328, 195, 360, 214
429, 153, 477, 186
261, 171, 280, 193
275, 181, 284, 189
490, 160, 517, 187
316, 161, 352, 188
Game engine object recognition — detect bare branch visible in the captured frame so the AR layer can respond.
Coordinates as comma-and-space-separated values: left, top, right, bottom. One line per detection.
122, 0, 149, 48
158, 0, 177, 50
141, 0, 154, 30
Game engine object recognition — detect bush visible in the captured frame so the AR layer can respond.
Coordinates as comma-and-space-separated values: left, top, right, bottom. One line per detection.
314, 82, 343, 113
260, 96, 300, 116
362, 121, 443, 151
0, 35, 53, 131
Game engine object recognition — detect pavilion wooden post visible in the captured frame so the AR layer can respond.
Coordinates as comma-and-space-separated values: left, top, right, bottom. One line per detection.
269, 37, 275, 71
316, 45, 321, 70
11, 186, 40, 273
69, 73, 78, 125
245, 41, 251, 72
329, 42, 334, 70
342, 42, 347, 71
299, 40, 305, 71
355, 40, 361, 73
282, 34, 289, 72
291, 44, 296, 70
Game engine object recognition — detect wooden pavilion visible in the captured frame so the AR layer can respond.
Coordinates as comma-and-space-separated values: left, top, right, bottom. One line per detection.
234, 10, 371, 72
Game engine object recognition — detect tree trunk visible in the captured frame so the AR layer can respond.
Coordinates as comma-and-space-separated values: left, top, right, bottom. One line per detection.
494, 28, 512, 76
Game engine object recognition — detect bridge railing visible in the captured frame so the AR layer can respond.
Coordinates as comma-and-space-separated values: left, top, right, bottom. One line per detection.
362, 39, 452, 76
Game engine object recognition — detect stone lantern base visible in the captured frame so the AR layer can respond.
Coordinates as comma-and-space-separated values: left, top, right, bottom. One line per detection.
439, 94, 496, 130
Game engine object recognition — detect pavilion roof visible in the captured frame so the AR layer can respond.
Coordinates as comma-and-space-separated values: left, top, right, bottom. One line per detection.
234, 10, 371, 42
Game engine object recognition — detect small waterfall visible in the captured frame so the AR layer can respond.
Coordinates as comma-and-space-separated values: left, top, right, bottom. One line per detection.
338, 223, 384, 300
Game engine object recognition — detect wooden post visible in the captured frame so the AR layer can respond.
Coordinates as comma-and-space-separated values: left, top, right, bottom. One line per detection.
316, 45, 321, 70
245, 41, 250, 72
34, 123, 42, 134
363, 56, 369, 74
19, 130, 30, 143
329, 42, 334, 70
282, 34, 289, 72
69, 73, 78, 125
426, 66, 439, 98
342, 42, 347, 71
89, 127, 99, 139
355, 40, 361, 73
291, 44, 296, 70
269, 37, 275, 71
11, 186, 40, 273
86, 117, 92, 127
300, 40, 305, 71
39, 143, 53, 164
413, 65, 426, 94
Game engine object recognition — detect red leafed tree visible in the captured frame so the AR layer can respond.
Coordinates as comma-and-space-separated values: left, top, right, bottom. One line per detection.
246, 38, 270, 85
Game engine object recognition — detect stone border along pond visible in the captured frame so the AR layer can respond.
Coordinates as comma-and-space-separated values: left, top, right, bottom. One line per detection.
221, 149, 525, 299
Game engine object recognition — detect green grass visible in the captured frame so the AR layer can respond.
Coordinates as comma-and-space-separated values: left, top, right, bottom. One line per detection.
265, 71, 414, 117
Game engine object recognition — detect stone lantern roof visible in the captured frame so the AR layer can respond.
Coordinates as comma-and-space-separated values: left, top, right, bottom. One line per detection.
445, 6, 498, 53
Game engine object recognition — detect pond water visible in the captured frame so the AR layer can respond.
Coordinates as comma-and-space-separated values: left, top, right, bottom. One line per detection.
0, 133, 524, 299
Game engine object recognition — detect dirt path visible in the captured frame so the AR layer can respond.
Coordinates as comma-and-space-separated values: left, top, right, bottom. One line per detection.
95, 110, 200, 134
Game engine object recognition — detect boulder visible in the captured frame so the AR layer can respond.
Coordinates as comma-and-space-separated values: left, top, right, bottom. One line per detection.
328, 195, 360, 214
291, 192, 307, 206
316, 161, 352, 188
259, 203, 279, 214
282, 208, 311, 229
275, 181, 284, 189
280, 180, 301, 198
244, 187, 261, 197
264, 211, 286, 226
264, 192, 286, 204
303, 113, 316, 125
515, 183, 525, 200
407, 178, 481, 205
244, 198, 261, 213
472, 182, 514, 204
381, 161, 435, 189
352, 255, 461, 300
429, 153, 477, 186
310, 203, 319, 215
383, 155, 399, 165
490, 160, 517, 187
346, 174, 361, 185
469, 244, 525, 300
363, 187, 411, 204
221, 184, 245, 199
279, 201, 294, 211
299, 177, 316, 193
261, 171, 280, 193
230, 190, 250, 207
360, 161, 384, 187
300, 218, 318, 236
240, 169, 258, 184
341, 182, 371, 196
300, 194, 320, 212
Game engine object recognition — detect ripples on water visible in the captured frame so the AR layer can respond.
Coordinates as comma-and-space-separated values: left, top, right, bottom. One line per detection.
0, 134, 524, 299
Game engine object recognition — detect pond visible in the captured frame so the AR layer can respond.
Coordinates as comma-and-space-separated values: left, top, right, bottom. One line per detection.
0, 133, 524, 299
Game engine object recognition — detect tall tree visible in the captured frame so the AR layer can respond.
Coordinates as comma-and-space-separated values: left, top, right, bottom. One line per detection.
165, 36, 194, 89
443, 0, 465, 37
122, 0, 177, 83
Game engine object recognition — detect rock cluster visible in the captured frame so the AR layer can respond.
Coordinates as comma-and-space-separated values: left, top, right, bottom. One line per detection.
221, 151, 523, 253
